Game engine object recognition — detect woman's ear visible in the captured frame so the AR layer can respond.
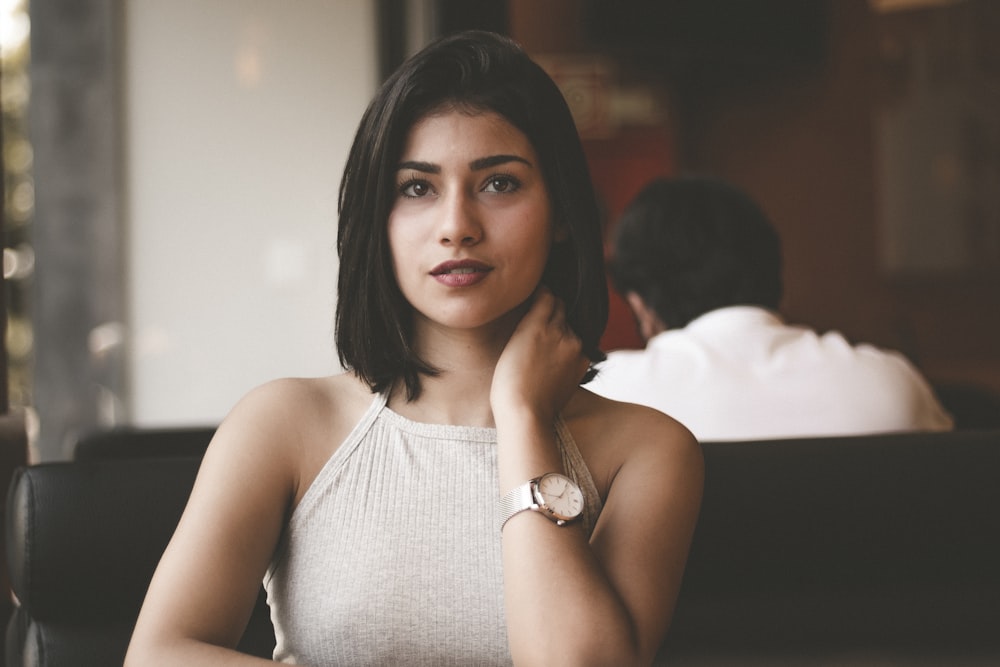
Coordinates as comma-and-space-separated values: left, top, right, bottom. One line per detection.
625, 291, 667, 342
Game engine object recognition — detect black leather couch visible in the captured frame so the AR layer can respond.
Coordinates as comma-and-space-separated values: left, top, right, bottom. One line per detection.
5, 428, 1000, 666
656, 428, 1000, 666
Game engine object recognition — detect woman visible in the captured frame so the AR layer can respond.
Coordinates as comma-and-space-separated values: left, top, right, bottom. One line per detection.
126, 30, 702, 666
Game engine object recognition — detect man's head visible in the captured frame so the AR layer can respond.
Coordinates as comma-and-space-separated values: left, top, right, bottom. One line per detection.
609, 175, 783, 340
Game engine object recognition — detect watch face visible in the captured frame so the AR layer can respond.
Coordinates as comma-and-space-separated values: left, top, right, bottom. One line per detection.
535, 473, 584, 521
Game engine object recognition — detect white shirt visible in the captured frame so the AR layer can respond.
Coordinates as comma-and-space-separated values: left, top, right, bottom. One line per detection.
588, 306, 953, 441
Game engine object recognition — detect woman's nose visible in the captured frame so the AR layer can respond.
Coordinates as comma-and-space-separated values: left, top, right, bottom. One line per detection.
438, 191, 483, 246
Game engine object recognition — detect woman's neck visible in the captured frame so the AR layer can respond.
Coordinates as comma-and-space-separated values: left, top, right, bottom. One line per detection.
387, 317, 515, 428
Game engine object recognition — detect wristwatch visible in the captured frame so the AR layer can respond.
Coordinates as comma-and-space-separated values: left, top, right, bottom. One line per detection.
499, 472, 584, 531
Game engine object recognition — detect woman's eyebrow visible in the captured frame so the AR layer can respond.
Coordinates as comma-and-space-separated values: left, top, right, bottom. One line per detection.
397, 160, 439, 173
396, 154, 532, 173
470, 154, 532, 170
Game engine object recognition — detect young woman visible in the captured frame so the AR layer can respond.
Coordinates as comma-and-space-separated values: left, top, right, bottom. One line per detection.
126, 30, 702, 666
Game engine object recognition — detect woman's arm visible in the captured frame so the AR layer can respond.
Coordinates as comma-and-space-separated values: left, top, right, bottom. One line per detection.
493, 290, 704, 667
124, 379, 311, 666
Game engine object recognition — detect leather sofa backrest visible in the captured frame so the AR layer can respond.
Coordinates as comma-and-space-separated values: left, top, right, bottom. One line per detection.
73, 426, 215, 461
657, 428, 1000, 665
4, 456, 274, 666
5, 428, 1000, 666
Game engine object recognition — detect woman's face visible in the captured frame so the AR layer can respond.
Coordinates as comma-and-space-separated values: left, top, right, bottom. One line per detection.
387, 109, 556, 335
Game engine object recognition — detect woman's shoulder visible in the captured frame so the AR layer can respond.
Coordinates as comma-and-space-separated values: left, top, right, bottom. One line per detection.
208, 372, 378, 505
232, 372, 373, 422
563, 388, 701, 490
566, 387, 695, 444
213, 373, 369, 453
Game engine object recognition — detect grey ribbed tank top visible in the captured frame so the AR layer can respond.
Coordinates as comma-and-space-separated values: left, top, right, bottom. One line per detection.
264, 392, 602, 666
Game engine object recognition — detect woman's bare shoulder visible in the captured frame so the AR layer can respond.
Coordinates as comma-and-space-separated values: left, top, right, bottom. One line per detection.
221, 372, 372, 436
563, 388, 701, 493
567, 387, 695, 447
205, 373, 377, 498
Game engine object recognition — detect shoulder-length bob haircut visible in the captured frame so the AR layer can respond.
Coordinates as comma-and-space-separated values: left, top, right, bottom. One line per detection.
336, 30, 608, 400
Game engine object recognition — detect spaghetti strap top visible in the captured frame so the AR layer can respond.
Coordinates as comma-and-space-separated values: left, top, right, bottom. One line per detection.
264, 392, 602, 666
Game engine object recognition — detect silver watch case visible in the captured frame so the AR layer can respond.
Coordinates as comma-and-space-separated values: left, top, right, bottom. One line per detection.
499, 472, 583, 530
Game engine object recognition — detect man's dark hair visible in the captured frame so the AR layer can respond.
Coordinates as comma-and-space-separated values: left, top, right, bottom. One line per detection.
609, 175, 783, 329
335, 30, 608, 400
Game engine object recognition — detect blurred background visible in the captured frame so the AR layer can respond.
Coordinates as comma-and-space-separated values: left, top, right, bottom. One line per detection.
2, 0, 998, 462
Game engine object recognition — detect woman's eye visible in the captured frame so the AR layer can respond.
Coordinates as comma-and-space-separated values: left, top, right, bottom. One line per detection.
483, 175, 520, 194
399, 180, 431, 198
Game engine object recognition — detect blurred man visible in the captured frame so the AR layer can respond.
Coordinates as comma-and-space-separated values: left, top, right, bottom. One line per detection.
589, 176, 953, 441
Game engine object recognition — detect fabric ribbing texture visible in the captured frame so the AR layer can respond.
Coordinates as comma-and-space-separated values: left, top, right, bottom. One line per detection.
264, 392, 602, 666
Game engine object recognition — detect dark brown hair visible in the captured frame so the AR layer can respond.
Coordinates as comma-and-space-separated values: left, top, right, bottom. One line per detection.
610, 175, 783, 328
335, 30, 607, 399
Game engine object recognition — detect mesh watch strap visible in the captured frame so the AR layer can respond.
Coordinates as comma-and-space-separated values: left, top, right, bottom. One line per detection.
498, 479, 538, 531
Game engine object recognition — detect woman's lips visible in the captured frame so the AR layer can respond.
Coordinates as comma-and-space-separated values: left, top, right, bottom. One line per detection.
430, 259, 493, 287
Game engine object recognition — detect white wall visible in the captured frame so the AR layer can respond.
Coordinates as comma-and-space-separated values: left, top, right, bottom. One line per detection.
124, 1, 376, 425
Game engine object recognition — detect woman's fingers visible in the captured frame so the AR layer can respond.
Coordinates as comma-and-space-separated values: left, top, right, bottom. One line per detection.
528, 287, 572, 333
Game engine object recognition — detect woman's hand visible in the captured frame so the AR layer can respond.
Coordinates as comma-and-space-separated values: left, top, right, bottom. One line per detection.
491, 287, 590, 424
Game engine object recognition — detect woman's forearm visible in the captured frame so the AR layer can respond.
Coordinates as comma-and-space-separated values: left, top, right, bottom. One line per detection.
496, 414, 645, 666
124, 637, 286, 667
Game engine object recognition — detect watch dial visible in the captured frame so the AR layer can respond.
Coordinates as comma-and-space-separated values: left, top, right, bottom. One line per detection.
537, 473, 584, 519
